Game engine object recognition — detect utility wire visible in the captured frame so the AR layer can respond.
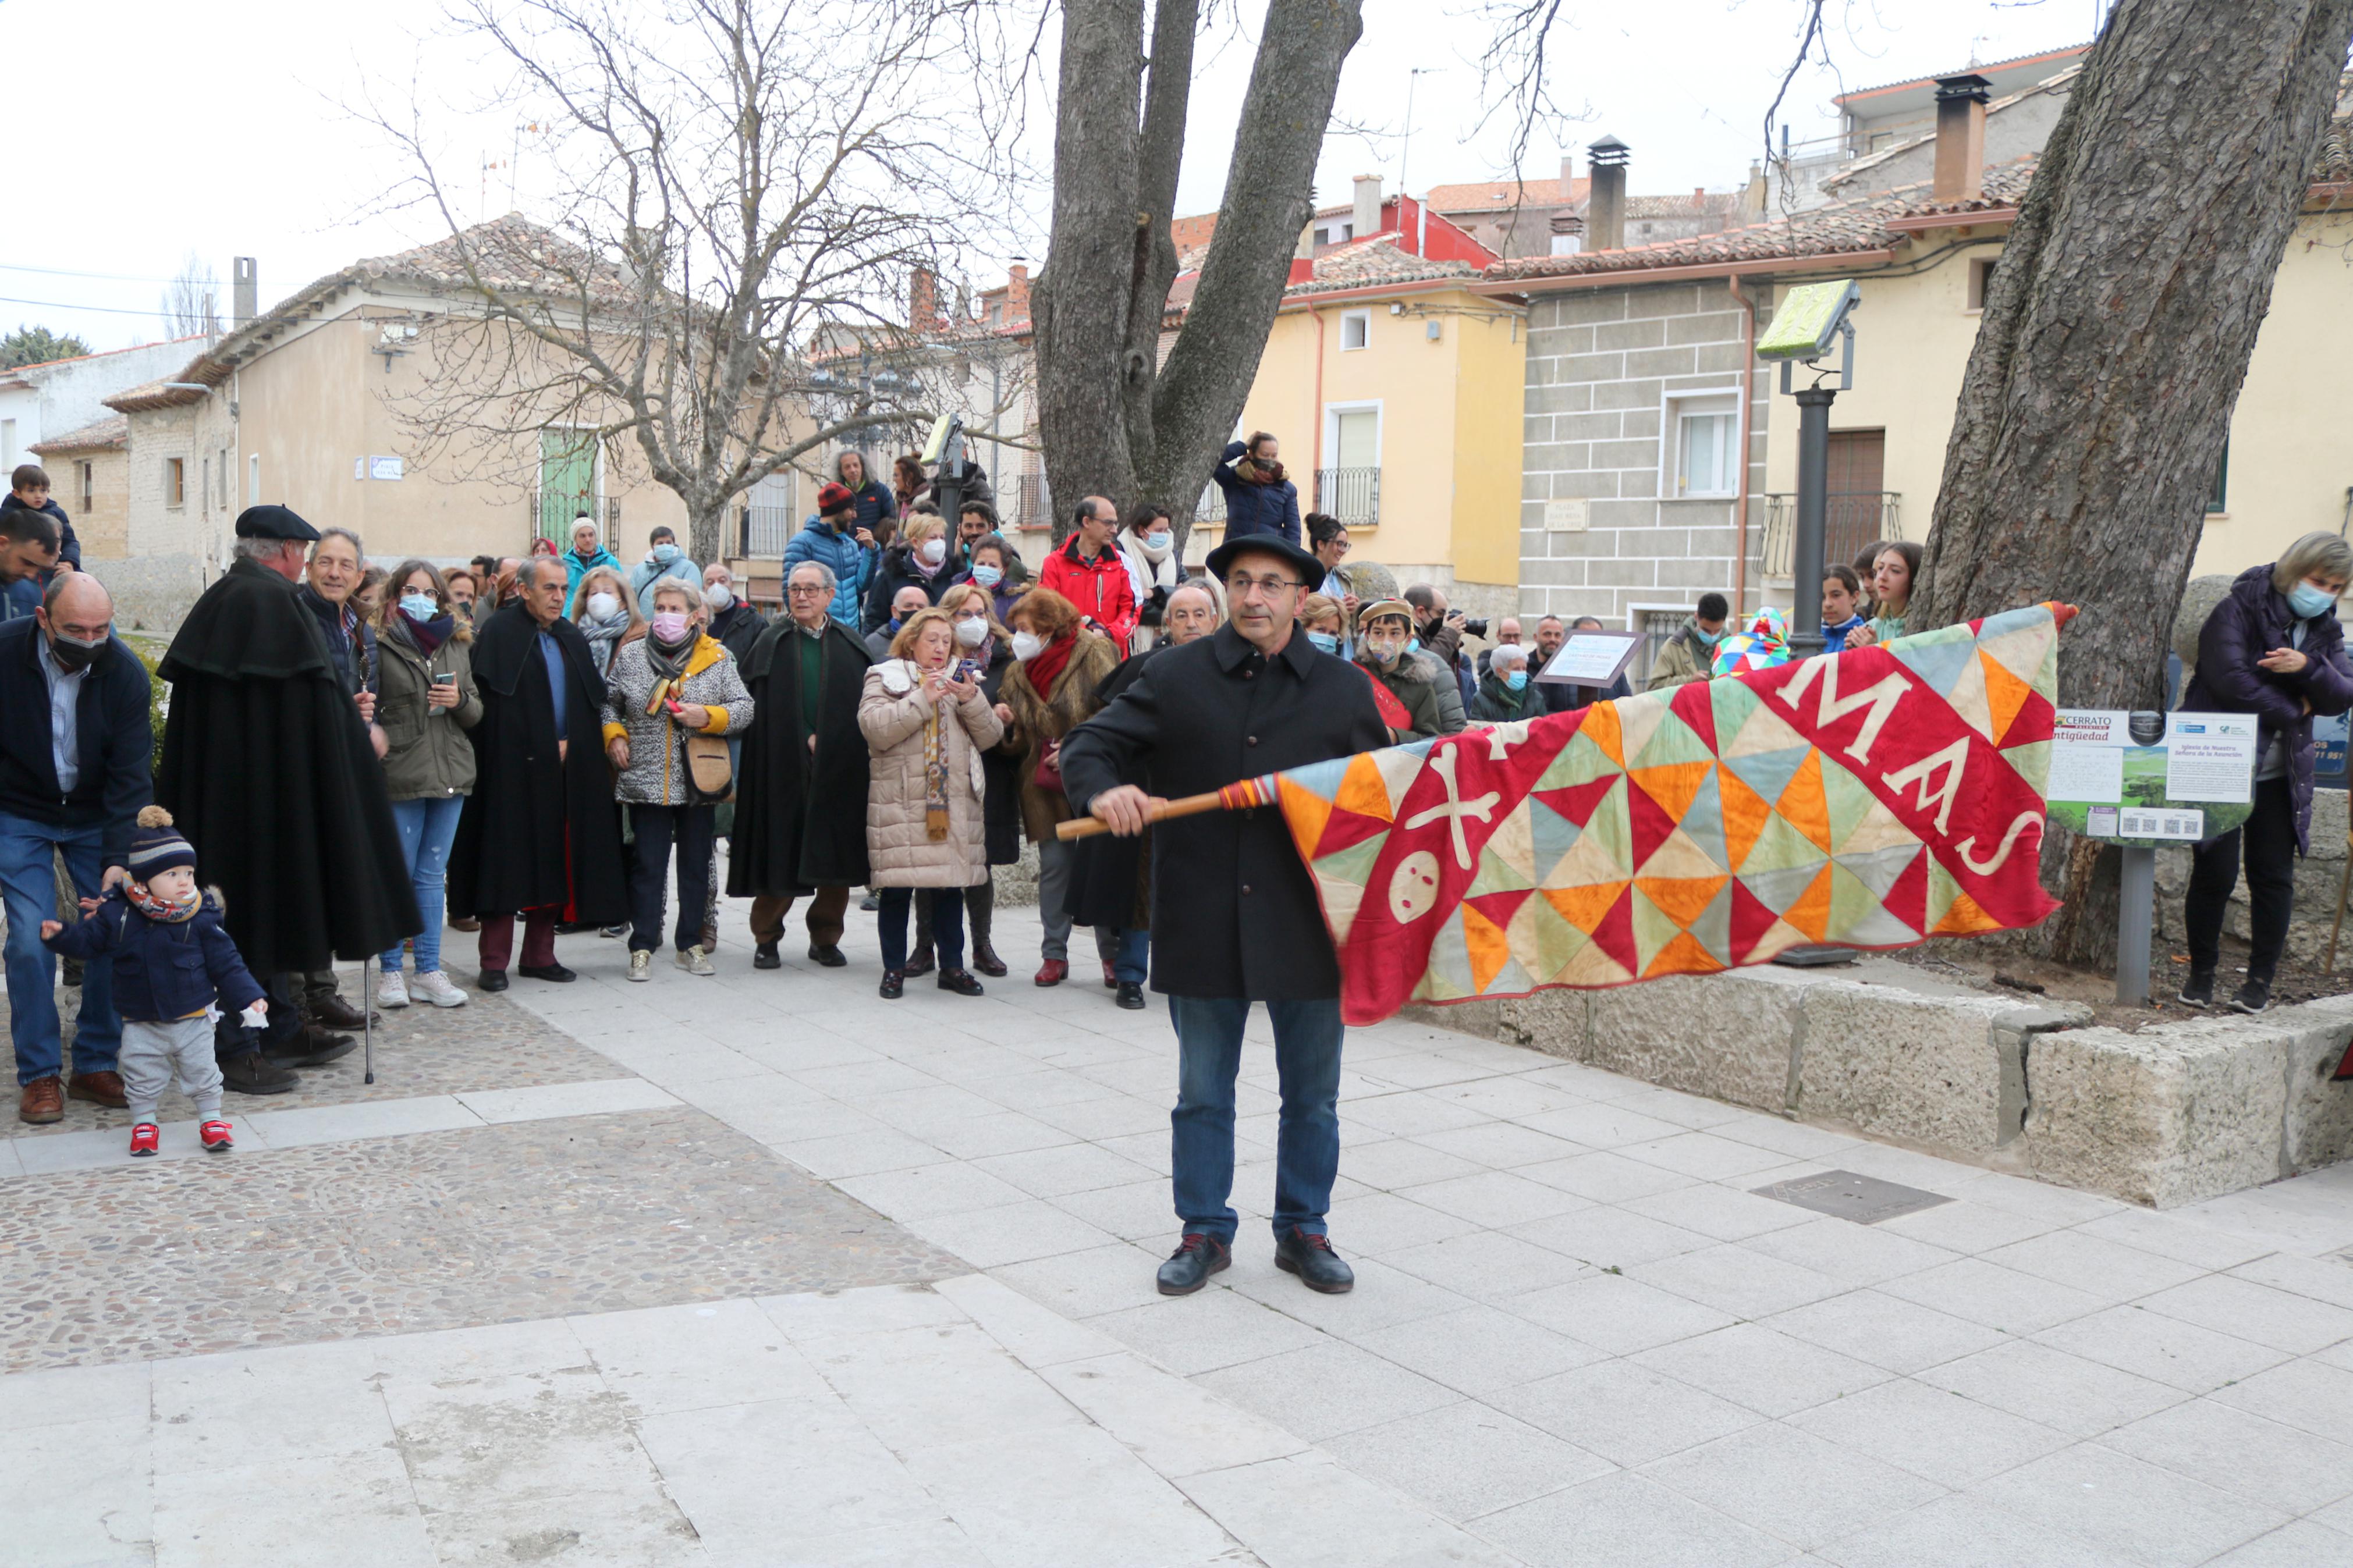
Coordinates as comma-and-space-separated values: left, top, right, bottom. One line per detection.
0, 296, 182, 319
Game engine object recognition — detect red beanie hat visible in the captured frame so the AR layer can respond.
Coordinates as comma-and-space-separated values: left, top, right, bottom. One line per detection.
818, 482, 854, 514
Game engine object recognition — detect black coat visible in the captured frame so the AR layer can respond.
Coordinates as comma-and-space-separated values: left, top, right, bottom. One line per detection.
1061, 624, 1385, 1000
709, 601, 768, 667
2182, 563, 2353, 853
157, 557, 419, 972
0, 620, 152, 865
448, 603, 629, 923
727, 616, 874, 894
861, 545, 953, 633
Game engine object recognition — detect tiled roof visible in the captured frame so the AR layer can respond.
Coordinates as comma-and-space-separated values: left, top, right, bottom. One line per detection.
1169, 212, 1219, 253
1835, 44, 2090, 104
108, 215, 633, 412
1484, 159, 2036, 282
1285, 234, 1480, 296
1624, 191, 1748, 221
1425, 175, 1587, 213
1820, 67, 2082, 195
28, 414, 127, 453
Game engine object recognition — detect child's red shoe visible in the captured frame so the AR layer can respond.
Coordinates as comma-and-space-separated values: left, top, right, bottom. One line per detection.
199, 1120, 233, 1153
129, 1123, 160, 1157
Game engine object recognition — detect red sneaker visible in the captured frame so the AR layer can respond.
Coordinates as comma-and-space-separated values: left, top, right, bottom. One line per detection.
129, 1123, 160, 1157
199, 1120, 234, 1153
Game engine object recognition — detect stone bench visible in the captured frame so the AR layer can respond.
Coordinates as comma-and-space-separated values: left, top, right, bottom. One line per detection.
1414, 970, 2353, 1209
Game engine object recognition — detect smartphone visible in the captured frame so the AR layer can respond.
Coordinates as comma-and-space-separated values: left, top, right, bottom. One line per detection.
956, 658, 983, 682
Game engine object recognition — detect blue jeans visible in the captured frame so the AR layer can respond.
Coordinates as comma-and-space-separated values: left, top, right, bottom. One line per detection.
1168, 995, 1344, 1244
0, 810, 120, 1084
1113, 927, 1149, 984
382, 795, 466, 974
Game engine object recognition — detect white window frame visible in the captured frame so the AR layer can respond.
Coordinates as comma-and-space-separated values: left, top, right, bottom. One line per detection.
1322, 399, 1383, 471
248, 453, 260, 504
1338, 308, 1371, 353
1658, 387, 1743, 502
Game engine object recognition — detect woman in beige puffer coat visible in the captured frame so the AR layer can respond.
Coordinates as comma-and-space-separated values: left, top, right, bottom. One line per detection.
859, 606, 1004, 999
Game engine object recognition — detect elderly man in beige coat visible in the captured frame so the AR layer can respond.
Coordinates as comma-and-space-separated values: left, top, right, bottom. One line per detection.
858, 605, 1003, 998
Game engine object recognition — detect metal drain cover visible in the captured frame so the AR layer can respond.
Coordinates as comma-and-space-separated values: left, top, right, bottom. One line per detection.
1752, 1169, 1952, 1225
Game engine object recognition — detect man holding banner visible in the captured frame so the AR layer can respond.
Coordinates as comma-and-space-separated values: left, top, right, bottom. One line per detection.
1063, 534, 1386, 1298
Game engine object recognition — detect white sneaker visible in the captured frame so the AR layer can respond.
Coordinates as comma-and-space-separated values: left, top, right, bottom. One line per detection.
376, 970, 410, 1009
409, 969, 469, 1008
629, 950, 652, 983
675, 945, 715, 977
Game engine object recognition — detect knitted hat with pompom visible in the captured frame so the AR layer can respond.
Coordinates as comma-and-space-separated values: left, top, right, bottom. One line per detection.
127, 805, 197, 880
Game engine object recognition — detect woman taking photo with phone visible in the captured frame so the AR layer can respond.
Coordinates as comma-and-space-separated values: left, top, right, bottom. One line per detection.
860, 605, 1004, 998
373, 560, 483, 1009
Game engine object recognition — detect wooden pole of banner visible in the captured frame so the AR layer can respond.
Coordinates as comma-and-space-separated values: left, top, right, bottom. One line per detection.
1055, 790, 1230, 842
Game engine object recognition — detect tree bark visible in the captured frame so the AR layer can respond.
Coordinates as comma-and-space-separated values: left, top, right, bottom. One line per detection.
1037, 0, 1362, 550
1910, 0, 2353, 966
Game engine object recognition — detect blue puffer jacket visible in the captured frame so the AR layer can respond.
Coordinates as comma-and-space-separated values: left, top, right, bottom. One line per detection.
44, 888, 265, 1023
781, 517, 876, 626
1211, 441, 1301, 547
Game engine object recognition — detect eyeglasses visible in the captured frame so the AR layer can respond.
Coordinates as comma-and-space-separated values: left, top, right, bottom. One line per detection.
786, 584, 830, 595
1226, 574, 1304, 599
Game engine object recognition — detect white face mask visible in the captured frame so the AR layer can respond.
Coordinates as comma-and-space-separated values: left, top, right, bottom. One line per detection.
953, 616, 989, 648
1010, 631, 1045, 661
586, 592, 620, 620
704, 584, 733, 611
918, 537, 947, 566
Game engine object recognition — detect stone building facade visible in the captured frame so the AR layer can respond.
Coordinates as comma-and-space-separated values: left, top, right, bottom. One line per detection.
1514, 279, 1772, 638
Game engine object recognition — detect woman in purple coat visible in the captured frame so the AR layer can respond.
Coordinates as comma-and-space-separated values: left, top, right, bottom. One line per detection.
2179, 532, 2353, 1014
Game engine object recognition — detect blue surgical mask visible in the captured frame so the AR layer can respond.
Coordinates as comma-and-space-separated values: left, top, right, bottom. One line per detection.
2288, 581, 2339, 620
1406, 637, 1422, 657
971, 564, 1003, 589
1504, 670, 1528, 692
1698, 627, 1726, 647
1307, 631, 1340, 655
652, 542, 680, 564
399, 593, 440, 621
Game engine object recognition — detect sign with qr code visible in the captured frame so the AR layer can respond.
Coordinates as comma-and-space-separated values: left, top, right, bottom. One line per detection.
2116, 808, 2204, 841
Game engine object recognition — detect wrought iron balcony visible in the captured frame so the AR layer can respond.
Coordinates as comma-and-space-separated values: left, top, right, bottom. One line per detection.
738, 503, 797, 559
1314, 466, 1380, 528
1761, 491, 1901, 579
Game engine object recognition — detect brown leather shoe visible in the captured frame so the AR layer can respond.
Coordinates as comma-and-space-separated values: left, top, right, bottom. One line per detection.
18, 1076, 63, 1124
305, 994, 379, 1031
68, 1070, 127, 1109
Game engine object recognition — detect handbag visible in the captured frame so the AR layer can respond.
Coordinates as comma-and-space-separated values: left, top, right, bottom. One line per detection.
1031, 736, 1064, 796
684, 733, 733, 801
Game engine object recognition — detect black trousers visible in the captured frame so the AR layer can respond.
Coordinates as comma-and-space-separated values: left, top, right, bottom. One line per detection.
2186, 775, 2298, 983
629, 803, 716, 954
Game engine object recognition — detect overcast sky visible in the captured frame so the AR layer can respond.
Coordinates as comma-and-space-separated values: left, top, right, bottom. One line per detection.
9, 0, 2096, 357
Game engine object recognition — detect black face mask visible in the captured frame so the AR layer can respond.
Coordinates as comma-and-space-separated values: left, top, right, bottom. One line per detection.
48, 631, 104, 673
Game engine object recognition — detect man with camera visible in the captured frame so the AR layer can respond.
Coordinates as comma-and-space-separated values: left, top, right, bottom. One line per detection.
1402, 584, 1475, 734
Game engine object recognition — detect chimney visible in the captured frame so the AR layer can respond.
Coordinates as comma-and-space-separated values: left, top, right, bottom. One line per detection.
1351, 174, 1382, 239
1744, 161, 1766, 219
232, 257, 257, 328
1005, 264, 1030, 318
1932, 73, 1992, 201
1585, 136, 1628, 252
910, 266, 941, 332
1560, 154, 1576, 191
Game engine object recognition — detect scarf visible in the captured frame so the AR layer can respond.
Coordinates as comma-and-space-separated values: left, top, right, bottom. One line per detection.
646, 629, 695, 684
396, 606, 455, 656
1024, 630, 1078, 698
908, 546, 946, 581
129, 883, 200, 923
1234, 456, 1286, 486
913, 661, 952, 841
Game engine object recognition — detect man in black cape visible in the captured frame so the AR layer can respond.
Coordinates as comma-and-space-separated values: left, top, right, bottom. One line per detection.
448, 556, 627, 988
157, 505, 420, 1093
727, 559, 872, 968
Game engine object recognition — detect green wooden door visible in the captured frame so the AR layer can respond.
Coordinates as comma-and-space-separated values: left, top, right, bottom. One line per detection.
538, 431, 598, 546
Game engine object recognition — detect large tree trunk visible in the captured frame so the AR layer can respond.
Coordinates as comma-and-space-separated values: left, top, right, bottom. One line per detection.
1036, 0, 1362, 549
1910, 0, 2353, 966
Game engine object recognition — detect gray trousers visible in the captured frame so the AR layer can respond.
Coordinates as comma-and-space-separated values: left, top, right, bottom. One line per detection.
1034, 840, 1117, 965
122, 1016, 223, 1123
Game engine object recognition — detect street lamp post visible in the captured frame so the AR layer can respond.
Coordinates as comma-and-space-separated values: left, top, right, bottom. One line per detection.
1756, 279, 1861, 660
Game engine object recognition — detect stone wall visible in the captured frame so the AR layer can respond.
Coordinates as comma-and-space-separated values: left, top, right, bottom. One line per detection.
2155, 788, 2347, 973
1414, 968, 2353, 1208
1518, 280, 1770, 633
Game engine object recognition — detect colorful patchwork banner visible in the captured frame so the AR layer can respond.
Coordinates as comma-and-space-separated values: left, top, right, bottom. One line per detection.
1242, 604, 2070, 1026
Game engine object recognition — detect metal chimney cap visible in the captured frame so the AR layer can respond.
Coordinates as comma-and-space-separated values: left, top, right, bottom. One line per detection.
1587, 134, 1630, 165
1934, 73, 1993, 102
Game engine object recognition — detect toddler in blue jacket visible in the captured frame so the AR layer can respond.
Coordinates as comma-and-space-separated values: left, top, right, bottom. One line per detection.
43, 806, 265, 1157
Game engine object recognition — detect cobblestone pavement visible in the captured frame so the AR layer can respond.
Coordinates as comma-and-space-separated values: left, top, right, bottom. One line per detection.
4, 978, 621, 1139
8, 882, 2353, 1566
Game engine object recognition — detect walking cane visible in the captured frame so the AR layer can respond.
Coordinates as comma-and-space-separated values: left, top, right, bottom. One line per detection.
361, 959, 375, 1085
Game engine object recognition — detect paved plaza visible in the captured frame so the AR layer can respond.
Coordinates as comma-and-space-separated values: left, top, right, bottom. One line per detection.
6, 887, 2353, 1567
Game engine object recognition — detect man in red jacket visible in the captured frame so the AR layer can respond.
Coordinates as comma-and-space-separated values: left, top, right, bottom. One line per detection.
1039, 496, 1138, 648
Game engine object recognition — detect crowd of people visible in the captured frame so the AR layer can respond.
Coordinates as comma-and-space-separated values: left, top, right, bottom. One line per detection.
2, 442, 2347, 1295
